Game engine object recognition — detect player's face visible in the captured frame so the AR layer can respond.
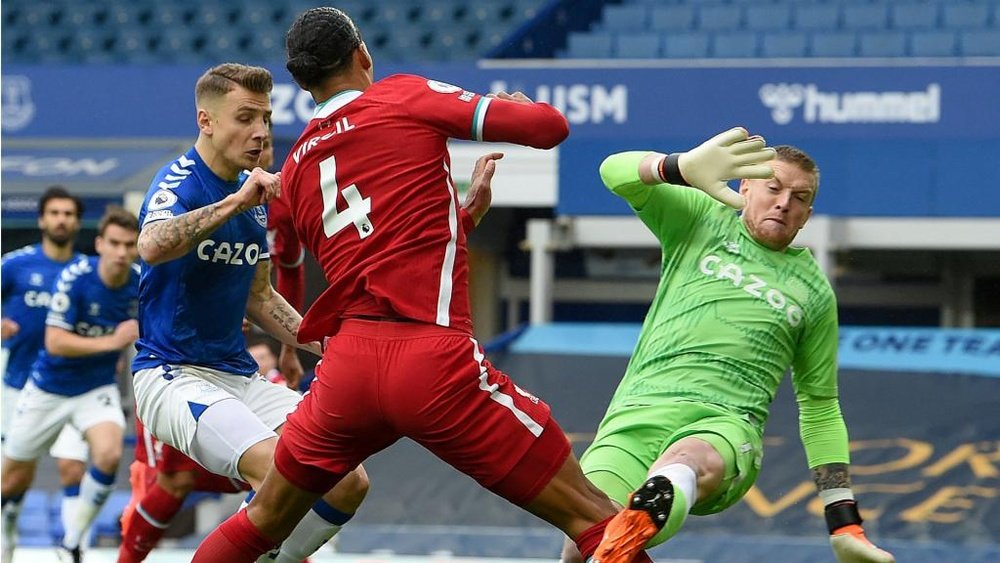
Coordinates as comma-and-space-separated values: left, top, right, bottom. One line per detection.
739, 159, 814, 251
38, 198, 80, 246
96, 225, 139, 275
207, 86, 272, 175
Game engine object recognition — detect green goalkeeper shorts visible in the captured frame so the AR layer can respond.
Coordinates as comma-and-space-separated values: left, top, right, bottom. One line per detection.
580, 399, 763, 516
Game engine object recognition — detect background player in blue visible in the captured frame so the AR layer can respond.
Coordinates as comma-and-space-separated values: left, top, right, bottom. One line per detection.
131, 63, 369, 563
0, 186, 94, 563
1, 206, 141, 563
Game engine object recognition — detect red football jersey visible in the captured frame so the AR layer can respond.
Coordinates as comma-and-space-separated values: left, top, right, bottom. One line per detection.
267, 194, 306, 311
282, 74, 568, 342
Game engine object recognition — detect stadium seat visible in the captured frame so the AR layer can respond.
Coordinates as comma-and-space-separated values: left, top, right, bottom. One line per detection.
810, 32, 857, 57
602, 5, 647, 33
909, 31, 957, 57
244, 26, 285, 62
148, 4, 192, 28
843, 4, 888, 31
961, 30, 1000, 56
420, 1, 462, 25
761, 32, 808, 58
566, 31, 613, 58
698, 5, 743, 32
465, 2, 511, 25
745, 5, 792, 32
104, 3, 149, 28
650, 6, 695, 33
793, 5, 840, 31
662, 33, 709, 58
511, 0, 542, 21
19, 3, 59, 27
859, 31, 907, 57
60, 3, 106, 28
890, 3, 939, 30
233, 1, 280, 27
942, 4, 990, 29
713, 32, 759, 58
615, 33, 661, 58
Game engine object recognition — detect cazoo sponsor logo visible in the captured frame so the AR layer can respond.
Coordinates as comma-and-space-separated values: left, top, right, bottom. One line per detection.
759, 83, 940, 125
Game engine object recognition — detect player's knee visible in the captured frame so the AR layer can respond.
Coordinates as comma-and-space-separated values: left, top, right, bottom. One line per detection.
91, 445, 123, 473
331, 465, 369, 512
158, 471, 197, 498
56, 459, 86, 485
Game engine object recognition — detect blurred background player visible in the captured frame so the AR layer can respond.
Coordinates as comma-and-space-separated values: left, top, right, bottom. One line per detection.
563, 136, 893, 563
130, 63, 369, 563
1, 206, 141, 563
194, 8, 652, 562
0, 187, 94, 563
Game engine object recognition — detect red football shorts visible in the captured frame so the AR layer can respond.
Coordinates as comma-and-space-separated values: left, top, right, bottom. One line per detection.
133, 418, 248, 492
275, 319, 570, 506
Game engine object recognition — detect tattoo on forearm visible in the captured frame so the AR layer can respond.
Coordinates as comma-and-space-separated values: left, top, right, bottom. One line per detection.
268, 300, 300, 339
248, 261, 301, 343
139, 203, 226, 258
813, 463, 851, 491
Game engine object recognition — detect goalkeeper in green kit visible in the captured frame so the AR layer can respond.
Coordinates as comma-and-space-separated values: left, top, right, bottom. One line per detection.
563, 128, 894, 563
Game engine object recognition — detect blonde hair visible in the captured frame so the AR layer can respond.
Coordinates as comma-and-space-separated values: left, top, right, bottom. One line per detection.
195, 63, 273, 105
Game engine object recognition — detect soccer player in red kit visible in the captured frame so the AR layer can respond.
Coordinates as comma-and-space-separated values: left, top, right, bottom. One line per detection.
193, 8, 652, 562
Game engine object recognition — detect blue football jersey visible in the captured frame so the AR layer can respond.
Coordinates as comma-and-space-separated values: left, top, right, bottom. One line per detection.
32, 256, 140, 396
1, 244, 82, 389
133, 147, 269, 377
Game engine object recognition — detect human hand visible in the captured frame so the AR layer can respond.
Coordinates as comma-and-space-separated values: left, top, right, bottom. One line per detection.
1, 318, 20, 340
113, 319, 140, 348
487, 91, 533, 104
671, 127, 775, 210
233, 168, 281, 213
463, 152, 503, 226
278, 344, 304, 391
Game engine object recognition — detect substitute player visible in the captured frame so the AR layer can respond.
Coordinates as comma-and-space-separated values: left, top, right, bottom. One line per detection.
130, 63, 371, 563
562, 138, 894, 563
192, 8, 757, 561
1, 207, 141, 563
0, 187, 93, 563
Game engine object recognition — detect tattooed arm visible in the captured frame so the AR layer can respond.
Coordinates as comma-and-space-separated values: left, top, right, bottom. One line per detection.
244, 259, 321, 356
138, 168, 280, 265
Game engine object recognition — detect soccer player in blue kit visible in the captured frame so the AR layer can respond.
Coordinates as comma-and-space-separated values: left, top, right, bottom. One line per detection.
0, 187, 96, 563
1, 206, 142, 562
130, 63, 368, 562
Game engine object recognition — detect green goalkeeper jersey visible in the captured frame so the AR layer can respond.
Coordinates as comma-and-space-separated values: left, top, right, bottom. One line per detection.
601, 152, 839, 428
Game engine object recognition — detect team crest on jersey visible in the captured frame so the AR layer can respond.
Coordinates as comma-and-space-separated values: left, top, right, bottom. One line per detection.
88, 302, 101, 317
723, 240, 741, 255
250, 205, 268, 228
148, 189, 178, 211
426, 80, 462, 94
29, 272, 44, 287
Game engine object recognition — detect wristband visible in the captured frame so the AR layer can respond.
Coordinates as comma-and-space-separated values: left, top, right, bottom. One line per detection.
825, 500, 863, 534
659, 153, 691, 187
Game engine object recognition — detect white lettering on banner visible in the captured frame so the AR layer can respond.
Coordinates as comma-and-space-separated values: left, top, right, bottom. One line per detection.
271, 84, 317, 126
760, 83, 941, 125
196, 240, 261, 265
490, 81, 628, 125
2, 156, 119, 177
699, 254, 803, 327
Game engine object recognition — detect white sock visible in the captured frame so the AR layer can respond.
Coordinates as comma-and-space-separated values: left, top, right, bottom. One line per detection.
60, 488, 93, 548
273, 501, 350, 562
650, 463, 697, 513
64, 467, 115, 549
2, 494, 24, 548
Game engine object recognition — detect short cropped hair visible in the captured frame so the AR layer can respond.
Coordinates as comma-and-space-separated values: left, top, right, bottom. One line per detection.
97, 205, 139, 236
195, 63, 273, 105
286, 7, 362, 89
38, 186, 83, 218
773, 145, 820, 202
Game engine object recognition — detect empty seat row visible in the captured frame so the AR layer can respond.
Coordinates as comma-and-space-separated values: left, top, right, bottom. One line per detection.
566, 29, 1000, 59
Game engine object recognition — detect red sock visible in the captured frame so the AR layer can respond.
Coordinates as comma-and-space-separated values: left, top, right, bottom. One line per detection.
192, 509, 277, 563
575, 516, 653, 563
118, 484, 185, 563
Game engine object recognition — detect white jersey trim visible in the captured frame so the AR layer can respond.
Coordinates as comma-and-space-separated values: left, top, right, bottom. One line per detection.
471, 97, 492, 142
436, 161, 459, 327
470, 337, 543, 437
313, 90, 363, 121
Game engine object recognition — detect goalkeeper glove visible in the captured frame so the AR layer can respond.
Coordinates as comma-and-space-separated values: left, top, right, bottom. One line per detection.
658, 127, 775, 210
826, 500, 895, 563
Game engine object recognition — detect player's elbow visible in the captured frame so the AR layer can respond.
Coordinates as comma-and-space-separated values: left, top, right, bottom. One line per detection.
44, 328, 67, 356
532, 113, 570, 149
137, 235, 167, 266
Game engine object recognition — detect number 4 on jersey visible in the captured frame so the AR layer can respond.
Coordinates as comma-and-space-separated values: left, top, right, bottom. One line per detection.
319, 154, 374, 239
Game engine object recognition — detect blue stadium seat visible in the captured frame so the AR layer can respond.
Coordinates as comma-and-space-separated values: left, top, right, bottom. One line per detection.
890, 3, 939, 30
942, 4, 990, 29
475, 25, 512, 54
602, 5, 647, 32
662, 33, 709, 58
244, 26, 285, 62
761, 32, 808, 58
60, 3, 106, 28
566, 32, 613, 58
745, 5, 792, 32
961, 30, 1000, 56
193, 3, 234, 28
650, 6, 694, 33
859, 31, 907, 57
66, 29, 114, 60
201, 28, 243, 59
233, 1, 280, 27
909, 31, 957, 57
420, 1, 463, 25
465, 2, 511, 25
713, 32, 759, 58
19, 3, 59, 27
843, 4, 888, 31
149, 4, 192, 28
792, 5, 840, 32
111, 27, 153, 59
105, 4, 149, 28
511, 0, 542, 21
155, 28, 201, 63
615, 33, 660, 58
810, 32, 857, 57
698, 5, 742, 32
